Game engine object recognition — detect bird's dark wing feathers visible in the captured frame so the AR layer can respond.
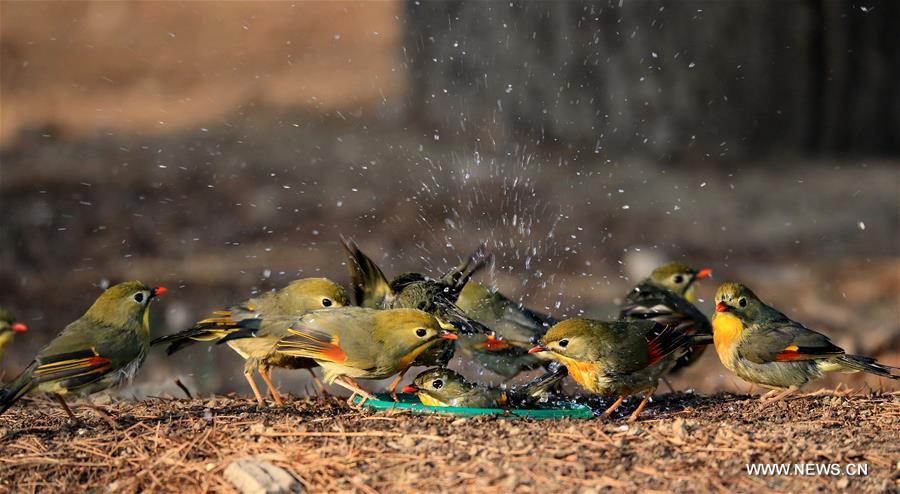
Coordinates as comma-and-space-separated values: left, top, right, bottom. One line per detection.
741, 321, 844, 364
32, 348, 113, 389
644, 322, 695, 366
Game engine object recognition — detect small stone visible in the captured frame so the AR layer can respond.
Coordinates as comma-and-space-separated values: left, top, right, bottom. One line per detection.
224, 458, 302, 494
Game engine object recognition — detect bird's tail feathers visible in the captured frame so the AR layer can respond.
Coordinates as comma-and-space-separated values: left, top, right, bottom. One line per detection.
151, 314, 239, 355
828, 355, 899, 380
215, 319, 264, 345
0, 361, 38, 415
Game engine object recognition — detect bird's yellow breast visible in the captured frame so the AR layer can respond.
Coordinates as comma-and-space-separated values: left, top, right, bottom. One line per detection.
713, 313, 744, 361
417, 393, 448, 407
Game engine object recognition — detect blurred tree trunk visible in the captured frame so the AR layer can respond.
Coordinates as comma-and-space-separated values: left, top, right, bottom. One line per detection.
403, 0, 899, 160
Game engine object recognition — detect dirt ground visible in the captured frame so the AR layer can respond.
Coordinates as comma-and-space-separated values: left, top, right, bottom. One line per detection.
0, 390, 897, 493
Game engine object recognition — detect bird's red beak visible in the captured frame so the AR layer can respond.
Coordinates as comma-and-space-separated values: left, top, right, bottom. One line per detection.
402, 385, 419, 393
528, 345, 545, 354
440, 331, 458, 340
715, 302, 728, 312
152, 287, 167, 298
696, 268, 713, 279
11, 322, 27, 333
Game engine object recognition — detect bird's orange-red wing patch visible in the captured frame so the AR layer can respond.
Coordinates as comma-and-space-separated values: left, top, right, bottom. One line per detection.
33, 352, 112, 384
775, 350, 806, 361
646, 339, 665, 365
280, 327, 347, 363
475, 335, 510, 351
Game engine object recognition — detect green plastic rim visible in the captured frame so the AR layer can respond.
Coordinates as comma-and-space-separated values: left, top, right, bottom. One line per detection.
352, 394, 595, 419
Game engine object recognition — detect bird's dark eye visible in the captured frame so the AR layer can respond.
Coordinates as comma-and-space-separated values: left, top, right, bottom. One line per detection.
416, 328, 427, 338
738, 298, 748, 308
432, 379, 444, 389
673, 275, 684, 284
133, 292, 144, 303
322, 298, 332, 307
558, 339, 569, 348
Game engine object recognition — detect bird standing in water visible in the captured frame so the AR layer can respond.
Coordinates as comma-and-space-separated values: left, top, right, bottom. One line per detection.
403, 366, 567, 408
530, 318, 710, 421
455, 281, 555, 379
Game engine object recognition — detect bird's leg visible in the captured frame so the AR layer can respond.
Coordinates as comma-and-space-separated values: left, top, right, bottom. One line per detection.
334, 376, 374, 408
258, 365, 284, 406
54, 394, 77, 422
627, 387, 657, 423
243, 369, 266, 408
85, 401, 118, 428
764, 385, 799, 403
758, 388, 779, 402
600, 396, 625, 419
387, 368, 408, 402
306, 368, 328, 396
661, 377, 675, 394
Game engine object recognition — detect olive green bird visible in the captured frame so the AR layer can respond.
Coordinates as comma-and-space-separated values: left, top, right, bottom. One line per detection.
529, 318, 711, 421
456, 282, 556, 379
0, 282, 165, 420
620, 262, 712, 373
342, 237, 489, 396
403, 365, 567, 409
0, 307, 28, 364
151, 278, 349, 407
713, 282, 899, 402
219, 307, 457, 404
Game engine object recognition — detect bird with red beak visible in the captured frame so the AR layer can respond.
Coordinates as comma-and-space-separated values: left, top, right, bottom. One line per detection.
216, 307, 458, 406
0, 307, 28, 364
0, 281, 165, 421
713, 282, 899, 402
529, 318, 711, 421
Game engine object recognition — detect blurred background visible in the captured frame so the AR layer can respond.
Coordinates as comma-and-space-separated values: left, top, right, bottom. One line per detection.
1, 1, 897, 398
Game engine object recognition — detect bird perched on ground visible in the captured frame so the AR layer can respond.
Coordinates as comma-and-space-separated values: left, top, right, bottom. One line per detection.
342, 238, 489, 395
0, 282, 165, 420
455, 281, 555, 378
0, 307, 28, 364
403, 366, 567, 408
712, 282, 899, 401
151, 278, 349, 407
620, 262, 713, 374
529, 318, 711, 421
219, 306, 456, 405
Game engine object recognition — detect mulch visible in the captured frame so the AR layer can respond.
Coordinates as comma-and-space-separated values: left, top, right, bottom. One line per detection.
1, 389, 897, 493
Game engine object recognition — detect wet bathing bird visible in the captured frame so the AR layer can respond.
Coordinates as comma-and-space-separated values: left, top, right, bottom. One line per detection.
219, 306, 457, 405
403, 366, 567, 408
0, 282, 165, 420
151, 278, 349, 407
455, 281, 556, 379
0, 307, 28, 364
342, 237, 489, 396
529, 318, 711, 421
620, 262, 713, 374
712, 282, 899, 401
